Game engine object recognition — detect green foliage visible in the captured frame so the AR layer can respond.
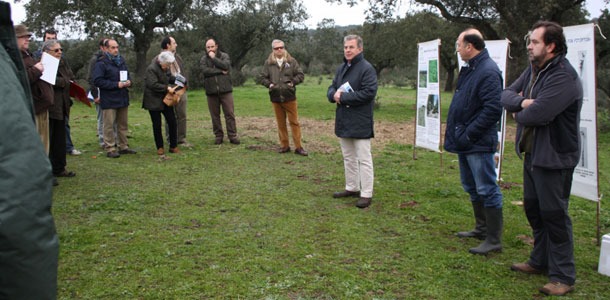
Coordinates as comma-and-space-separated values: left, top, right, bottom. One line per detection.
57, 79, 610, 298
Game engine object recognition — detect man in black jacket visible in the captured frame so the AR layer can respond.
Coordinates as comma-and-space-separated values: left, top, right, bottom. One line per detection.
327, 35, 378, 209
501, 21, 583, 297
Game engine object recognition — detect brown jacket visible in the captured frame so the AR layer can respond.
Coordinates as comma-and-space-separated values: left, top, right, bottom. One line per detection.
259, 52, 304, 103
21, 50, 53, 114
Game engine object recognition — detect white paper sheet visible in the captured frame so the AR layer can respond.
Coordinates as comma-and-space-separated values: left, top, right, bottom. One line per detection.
40, 52, 59, 85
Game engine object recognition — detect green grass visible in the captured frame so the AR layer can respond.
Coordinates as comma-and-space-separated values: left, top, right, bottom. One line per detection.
57, 77, 610, 299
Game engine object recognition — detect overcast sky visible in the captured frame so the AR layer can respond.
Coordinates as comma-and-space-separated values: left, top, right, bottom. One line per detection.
7, 0, 609, 29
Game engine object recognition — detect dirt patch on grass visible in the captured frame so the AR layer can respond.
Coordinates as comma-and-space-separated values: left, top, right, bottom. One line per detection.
238, 116, 516, 153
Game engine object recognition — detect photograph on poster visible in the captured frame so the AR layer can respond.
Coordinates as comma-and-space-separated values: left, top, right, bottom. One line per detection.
418, 105, 426, 126
426, 94, 439, 118
428, 60, 438, 83
419, 70, 427, 88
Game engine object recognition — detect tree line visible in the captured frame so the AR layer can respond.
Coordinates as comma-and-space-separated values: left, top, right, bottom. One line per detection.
22, 0, 609, 99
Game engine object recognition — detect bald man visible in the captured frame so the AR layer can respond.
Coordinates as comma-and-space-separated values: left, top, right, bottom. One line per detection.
444, 28, 504, 255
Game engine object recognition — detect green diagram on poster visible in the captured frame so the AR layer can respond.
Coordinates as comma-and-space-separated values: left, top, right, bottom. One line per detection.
428, 59, 438, 83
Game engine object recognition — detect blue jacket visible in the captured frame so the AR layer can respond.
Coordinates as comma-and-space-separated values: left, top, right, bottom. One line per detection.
92, 53, 131, 109
444, 49, 503, 154
327, 53, 378, 139
501, 55, 582, 169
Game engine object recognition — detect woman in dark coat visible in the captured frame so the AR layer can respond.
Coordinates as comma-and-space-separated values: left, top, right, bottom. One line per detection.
142, 51, 180, 158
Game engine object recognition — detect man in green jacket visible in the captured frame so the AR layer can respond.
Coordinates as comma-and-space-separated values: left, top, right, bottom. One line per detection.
0, 2, 59, 299
200, 38, 240, 145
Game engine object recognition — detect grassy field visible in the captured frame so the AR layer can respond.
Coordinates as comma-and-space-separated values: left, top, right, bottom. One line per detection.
58, 77, 610, 299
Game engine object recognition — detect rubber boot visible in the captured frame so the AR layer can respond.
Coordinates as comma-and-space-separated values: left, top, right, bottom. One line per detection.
469, 207, 503, 255
456, 201, 486, 240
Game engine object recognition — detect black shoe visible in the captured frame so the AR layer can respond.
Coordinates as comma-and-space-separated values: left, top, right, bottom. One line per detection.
107, 151, 120, 158
294, 148, 308, 156
278, 147, 290, 153
229, 138, 240, 145
119, 148, 137, 154
333, 190, 360, 198
356, 197, 372, 208
214, 138, 223, 145
55, 170, 76, 177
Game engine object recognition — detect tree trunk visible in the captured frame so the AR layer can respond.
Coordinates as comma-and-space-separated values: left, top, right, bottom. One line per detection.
444, 67, 456, 91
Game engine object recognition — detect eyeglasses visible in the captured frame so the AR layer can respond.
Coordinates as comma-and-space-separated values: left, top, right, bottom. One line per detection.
50, 48, 63, 53
273, 46, 284, 50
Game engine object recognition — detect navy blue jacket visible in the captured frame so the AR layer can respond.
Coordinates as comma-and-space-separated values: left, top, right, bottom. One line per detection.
92, 53, 131, 109
501, 55, 582, 169
327, 53, 378, 138
444, 49, 503, 154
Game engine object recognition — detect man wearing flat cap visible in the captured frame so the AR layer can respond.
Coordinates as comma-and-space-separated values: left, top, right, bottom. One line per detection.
15, 24, 54, 154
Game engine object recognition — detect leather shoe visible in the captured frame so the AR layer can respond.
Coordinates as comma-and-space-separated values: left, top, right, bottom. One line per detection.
157, 148, 165, 155
539, 282, 574, 296
169, 147, 181, 154
119, 148, 137, 154
107, 151, 120, 158
278, 147, 290, 153
294, 148, 308, 156
55, 170, 76, 177
214, 138, 223, 145
356, 197, 372, 208
333, 190, 360, 198
229, 138, 240, 145
510, 262, 543, 274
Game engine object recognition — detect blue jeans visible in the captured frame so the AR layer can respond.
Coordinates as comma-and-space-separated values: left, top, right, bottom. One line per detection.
65, 115, 74, 152
458, 152, 503, 208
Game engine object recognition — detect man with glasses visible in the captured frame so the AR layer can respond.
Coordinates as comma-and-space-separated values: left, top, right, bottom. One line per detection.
44, 39, 78, 180
200, 38, 239, 145
260, 39, 307, 156
92, 39, 136, 158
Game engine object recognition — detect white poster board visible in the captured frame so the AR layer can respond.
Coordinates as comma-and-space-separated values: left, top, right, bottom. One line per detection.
564, 23, 599, 202
415, 39, 441, 152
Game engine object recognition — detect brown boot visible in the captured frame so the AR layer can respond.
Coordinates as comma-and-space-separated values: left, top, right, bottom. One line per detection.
539, 282, 574, 296
510, 262, 544, 274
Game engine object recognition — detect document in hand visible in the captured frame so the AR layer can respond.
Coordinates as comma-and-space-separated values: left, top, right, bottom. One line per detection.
339, 81, 353, 93
40, 52, 59, 85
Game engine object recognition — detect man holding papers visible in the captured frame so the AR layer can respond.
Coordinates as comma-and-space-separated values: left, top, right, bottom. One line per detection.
327, 35, 378, 209
93, 39, 136, 158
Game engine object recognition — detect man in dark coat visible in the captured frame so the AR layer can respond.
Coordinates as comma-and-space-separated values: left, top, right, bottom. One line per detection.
327, 35, 378, 209
93, 39, 137, 158
501, 21, 582, 297
0, 3, 59, 298
444, 28, 504, 255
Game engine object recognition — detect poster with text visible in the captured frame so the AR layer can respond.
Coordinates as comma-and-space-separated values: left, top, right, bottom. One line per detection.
564, 23, 599, 202
457, 40, 509, 180
415, 39, 441, 152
